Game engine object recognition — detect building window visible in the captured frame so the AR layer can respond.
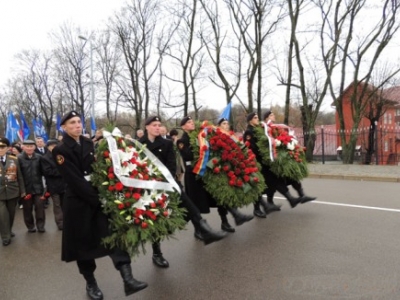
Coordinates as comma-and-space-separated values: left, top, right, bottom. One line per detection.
384, 140, 388, 152
397, 109, 400, 116
383, 113, 387, 124
388, 113, 392, 124
389, 138, 393, 153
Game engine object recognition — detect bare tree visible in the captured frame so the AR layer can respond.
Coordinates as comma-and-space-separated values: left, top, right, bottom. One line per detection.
317, 0, 400, 163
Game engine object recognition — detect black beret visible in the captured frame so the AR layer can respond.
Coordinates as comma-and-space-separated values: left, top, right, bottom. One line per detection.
263, 110, 272, 120
23, 139, 36, 145
180, 116, 192, 126
60, 110, 81, 125
246, 112, 257, 122
0, 137, 10, 147
169, 129, 179, 137
144, 116, 161, 126
217, 117, 229, 125
46, 139, 59, 147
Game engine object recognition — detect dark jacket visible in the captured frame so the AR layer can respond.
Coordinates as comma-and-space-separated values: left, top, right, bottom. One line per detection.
0, 154, 25, 200
18, 152, 44, 195
243, 124, 262, 162
177, 131, 216, 213
138, 135, 176, 176
52, 134, 110, 262
40, 151, 66, 195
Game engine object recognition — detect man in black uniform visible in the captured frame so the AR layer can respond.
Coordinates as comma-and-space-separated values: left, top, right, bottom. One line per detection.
139, 116, 227, 268
243, 112, 302, 218
262, 110, 316, 208
52, 111, 147, 300
178, 116, 253, 236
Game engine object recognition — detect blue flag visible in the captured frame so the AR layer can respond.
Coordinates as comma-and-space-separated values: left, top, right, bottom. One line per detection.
18, 111, 30, 141
33, 117, 48, 142
218, 102, 232, 122
81, 115, 86, 134
90, 116, 96, 136
56, 114, 63, 133
5, 111, 20, 142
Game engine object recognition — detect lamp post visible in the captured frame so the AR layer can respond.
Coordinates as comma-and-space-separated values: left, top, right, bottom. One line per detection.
78, 35, 95, 136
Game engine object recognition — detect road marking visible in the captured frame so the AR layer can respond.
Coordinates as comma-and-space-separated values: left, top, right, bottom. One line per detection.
275, 197, 400, 213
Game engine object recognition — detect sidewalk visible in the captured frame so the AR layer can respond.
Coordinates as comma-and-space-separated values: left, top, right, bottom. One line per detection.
308, 162, 400, 182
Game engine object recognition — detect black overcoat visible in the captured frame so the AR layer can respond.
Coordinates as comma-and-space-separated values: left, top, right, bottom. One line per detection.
41, 151, 66, 195
52, 134, 110, 262
177, 132, 216, 213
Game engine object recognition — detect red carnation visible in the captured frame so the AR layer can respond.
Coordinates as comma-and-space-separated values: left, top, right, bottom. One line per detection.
253, 177, 259, 183
118, 203, 125, 210
103, 150, 110, 158
223, 165, 230, 172
125, 192, 131, 198
141, 222, 148, 229
115, 182, 124, 191
134, 218, 141, 225
150, 202, 156, 208
212, 158, 218, 165
107, 173, 115, 179
132, 193, 141, 200
213, 167, 220, 174
125, 202, 131, 208
163, 211, 169, 217
108, 185, 115, 192
201, 132, 206, 138
202, 145, 208, 151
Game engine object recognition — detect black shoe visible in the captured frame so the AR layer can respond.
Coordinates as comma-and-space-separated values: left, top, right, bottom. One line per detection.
28, 228, 36, 233
152, 254, 169, 268
253, 208, 266, 218
300, 195, 317, 204
194, 229, 204, 241
198, 219, 227, 245
38, 228, 46, 233
10, 232, 15, 238
233, 213, 254, 226
2, 239, 11, 246
263, 202, 282, 214
119, 264, 148, 296
86, 282, 103, 300
221, 221, 235, 233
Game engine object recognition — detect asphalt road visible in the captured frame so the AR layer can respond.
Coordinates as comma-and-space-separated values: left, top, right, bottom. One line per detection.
1, 178, 400, 300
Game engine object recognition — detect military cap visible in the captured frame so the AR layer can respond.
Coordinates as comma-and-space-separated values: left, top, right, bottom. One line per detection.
0, 137, 10, 147
246, 112, 258, 122
217, 117, 229, 125
180, 116, 192, 126
60, 110, 81, 125
144, 116, 162, 126
23, 139, 36, 145
46, 139, 59, 147
263, 110, 272, 120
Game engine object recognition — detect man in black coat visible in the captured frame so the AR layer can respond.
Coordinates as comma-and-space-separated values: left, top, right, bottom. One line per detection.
18, 139, 46, 232
139, 116, 226, 269
243, 112, 301, 218
34, 137, 48, 155
52, 111, 147, 300
40, 139, 65, 230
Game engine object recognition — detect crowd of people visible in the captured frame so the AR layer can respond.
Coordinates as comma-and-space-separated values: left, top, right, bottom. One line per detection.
0, 109, 316, 299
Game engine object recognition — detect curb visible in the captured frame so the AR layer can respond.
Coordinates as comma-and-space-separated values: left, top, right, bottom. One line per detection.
308, 173, 400, 183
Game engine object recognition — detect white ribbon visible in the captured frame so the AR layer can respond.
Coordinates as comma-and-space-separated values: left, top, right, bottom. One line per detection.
103, 129, 181, 194
262, 121, 275, 162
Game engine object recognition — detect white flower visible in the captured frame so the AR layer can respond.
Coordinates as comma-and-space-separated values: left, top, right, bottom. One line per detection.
118, 149, 133, 163
287, 142, 295, 151
275, 140, 281, 147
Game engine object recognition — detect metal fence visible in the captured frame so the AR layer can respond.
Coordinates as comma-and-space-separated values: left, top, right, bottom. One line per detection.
293, 125, 400, 165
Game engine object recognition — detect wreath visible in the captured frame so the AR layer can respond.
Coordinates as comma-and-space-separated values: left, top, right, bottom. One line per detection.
189, 121, 266, 208
91, 128, 187, 257
254, 124, 308, 181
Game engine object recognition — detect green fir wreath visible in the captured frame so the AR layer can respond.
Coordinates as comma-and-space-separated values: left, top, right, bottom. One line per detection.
189, 122, 266, 208
91, 128, 187, 257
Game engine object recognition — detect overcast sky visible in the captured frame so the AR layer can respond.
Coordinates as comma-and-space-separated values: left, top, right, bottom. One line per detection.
0, 0, 126, 85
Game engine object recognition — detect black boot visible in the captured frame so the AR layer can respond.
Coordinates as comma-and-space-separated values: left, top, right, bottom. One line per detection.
152, 242, 169, 268
253, 201, 266, 218
194, 227, 204, 240
227, 207, 254, 226
297, 188, 317, 204
220, 215, 235, 233
119, 264, 148, 296
281, 191, 302, 208
83, 274, 103, 300
260, 196, 281, 214
198, 219, 227, 245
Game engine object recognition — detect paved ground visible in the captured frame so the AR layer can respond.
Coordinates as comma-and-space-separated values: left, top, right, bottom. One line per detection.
308, 162, 400, 182
1, 174, 400, 300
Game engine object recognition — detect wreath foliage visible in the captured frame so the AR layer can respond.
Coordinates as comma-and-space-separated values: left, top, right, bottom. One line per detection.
254, 125, 309, 181
189, 122, 266, 207
91, 129, 187, 257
